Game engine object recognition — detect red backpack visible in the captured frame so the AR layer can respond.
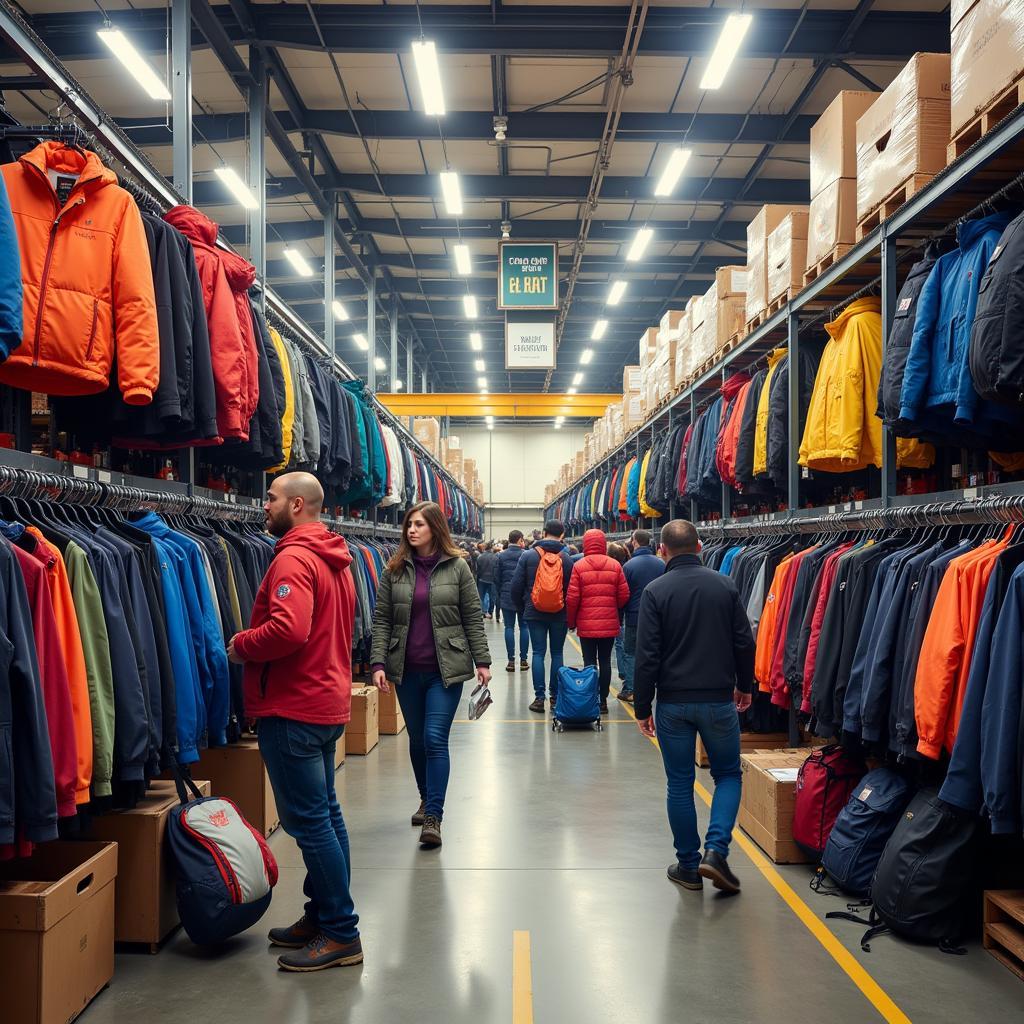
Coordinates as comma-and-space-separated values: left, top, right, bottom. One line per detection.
531, 550, 565, 614
792, 744, 865, 859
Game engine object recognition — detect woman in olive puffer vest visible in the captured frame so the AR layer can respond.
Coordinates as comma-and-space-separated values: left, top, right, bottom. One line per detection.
371, 501, 491, 848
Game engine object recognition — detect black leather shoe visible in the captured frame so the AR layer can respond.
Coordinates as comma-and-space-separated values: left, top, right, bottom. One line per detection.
529, 698, 546, 713
667, 864, 703, 891
699, 849, 741, 894
277, 933, 363, 971
268, 914, 318, 948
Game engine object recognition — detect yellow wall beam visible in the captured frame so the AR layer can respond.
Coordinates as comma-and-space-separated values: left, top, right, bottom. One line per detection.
377, 392, 620, 418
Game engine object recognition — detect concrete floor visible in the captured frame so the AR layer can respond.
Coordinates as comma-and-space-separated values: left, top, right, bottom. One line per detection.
81, 620, 1022, 1023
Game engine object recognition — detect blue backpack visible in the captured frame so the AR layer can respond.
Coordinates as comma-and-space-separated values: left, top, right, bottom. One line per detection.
815, 767, 913, 898
553, 666, 602, 732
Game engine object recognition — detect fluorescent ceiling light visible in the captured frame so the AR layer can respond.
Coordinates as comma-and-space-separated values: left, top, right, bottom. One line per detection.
353, 333, 368, 351
591, 319, 608, 340
470, 331, 483, 351
477, 377, 488, 389
214, 166, 258, 210
487, 423, 494, 430
440, 171, 463, 215
374, 357, 387, 373
474, 359, 486, 372
480, 389, 489, 396
607, 280, 627, 305
284, 248, 314, 278
572, 372, 584, 386
332, 300, 349, 321
567, 387, 578, 395
463, 294, 478, 318
580, 349, 593, 365
554, 422, 562, 430
654, 147, 692, 197
485, 415, 494, 426
453, 244, 472, 275
555, 416, 565, 424
97, 28, 171, 101
411, 40, 446, 116
626, 227, 654, 262
393, 379, 404, 391
700, 13, 753, 90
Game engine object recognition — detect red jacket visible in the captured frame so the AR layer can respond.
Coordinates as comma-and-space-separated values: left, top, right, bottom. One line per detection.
567, 530, 630, 638
163, 206, 259, 440
235, 523, 356, 725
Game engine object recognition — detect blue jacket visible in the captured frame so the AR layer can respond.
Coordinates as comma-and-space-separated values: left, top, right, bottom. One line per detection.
0, 174, 21, 360
626, 458, 643, 519
510, 539, 572, 622
494, 545, 525, 610
622, 546, 665, 626
899, 211, 1014, 427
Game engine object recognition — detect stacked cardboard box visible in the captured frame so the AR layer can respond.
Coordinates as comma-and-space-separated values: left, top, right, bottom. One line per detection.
622, 365, 642, 394
688, 292, 709, 375
767, 213, 809, 304
746, 205, 807, 323
701, 267, 747, 364
610, 401, 624, 446
807, 91, 876, 269
638, 327, 659, 370
574, 450, 585, 477
856, 52, 951, 221
473, 479, 484, 504
378, 686, 406, 735
445, 448, 464, 480
622, 392, 644, 431
348, 687, 380, 755
413, 417, 441, 459
672, 305, 693, 389
737, 749, 811, 864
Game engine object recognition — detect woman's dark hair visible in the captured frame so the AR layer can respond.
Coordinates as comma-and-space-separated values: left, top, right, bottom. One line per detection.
607, 542, 629, 565
387, 501, 462, 576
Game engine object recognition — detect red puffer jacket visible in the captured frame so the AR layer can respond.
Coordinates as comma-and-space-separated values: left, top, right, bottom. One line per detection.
567, 529, 630, 638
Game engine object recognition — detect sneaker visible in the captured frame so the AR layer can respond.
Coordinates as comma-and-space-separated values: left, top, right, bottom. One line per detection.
277, 933, 363, 972
506, 660, 516, 672
268, 914, 319, 948
520, 659, 530, 671
411, 801, 426, 827
420, 815, 442, 848
667, 863, 703, 891
599, 701, 609, 715
699, 849, 741, 894
529, 698, 546, 714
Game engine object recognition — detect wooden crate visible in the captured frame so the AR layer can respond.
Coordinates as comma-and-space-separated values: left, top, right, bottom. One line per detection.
803, 244, 854, 287
765, 288, 797, 318
856, 173, 934, 241
948, 76, 1024, 165
984, 890, 1024, 982
696, 731, 792, 769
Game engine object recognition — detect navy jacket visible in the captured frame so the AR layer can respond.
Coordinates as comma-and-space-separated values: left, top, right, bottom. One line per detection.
622, 546, 664, 626
510, 539, 572, 622
494, 546, 525, 609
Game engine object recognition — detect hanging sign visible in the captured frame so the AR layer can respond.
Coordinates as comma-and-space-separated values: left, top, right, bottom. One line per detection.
498, 241, 558, 310
505, 318, 556, 370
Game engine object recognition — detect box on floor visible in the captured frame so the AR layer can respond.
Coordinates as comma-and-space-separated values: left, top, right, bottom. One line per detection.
0, 840, 117, 1024
737, 748, 812, 864
379, 686, 407, 735
349, 686, 380, 754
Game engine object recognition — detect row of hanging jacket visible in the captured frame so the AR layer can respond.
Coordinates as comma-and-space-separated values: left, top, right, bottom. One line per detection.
703, 515, 1024, 837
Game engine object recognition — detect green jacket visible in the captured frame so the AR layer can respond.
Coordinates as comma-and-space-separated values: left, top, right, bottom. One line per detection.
370, 553, 490, 686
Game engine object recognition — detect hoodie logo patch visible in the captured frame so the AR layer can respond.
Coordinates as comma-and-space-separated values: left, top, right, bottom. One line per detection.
276, 584, 292, 599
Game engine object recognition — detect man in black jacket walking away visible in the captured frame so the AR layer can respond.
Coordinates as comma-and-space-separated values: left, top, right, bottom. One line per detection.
634, 521, 755, 895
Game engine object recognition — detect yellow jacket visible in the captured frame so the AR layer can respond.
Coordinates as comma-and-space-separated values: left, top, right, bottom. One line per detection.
638, 449, 661, 518
267, 326, 295, 473
753, 348, 786, 477
799, 298, 932, 471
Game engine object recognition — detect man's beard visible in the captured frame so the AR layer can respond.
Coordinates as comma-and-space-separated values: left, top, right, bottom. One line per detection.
267, 511, 293, 537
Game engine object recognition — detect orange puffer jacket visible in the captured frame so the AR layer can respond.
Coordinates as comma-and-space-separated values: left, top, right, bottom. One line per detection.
566, 529, 630, 638
0, 142, 158, 401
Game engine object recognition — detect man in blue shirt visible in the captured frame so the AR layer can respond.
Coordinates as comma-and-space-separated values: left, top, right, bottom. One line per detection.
619, 530, 664, 703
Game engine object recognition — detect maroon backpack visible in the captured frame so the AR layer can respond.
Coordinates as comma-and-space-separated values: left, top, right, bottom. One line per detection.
792, 745, 865, 859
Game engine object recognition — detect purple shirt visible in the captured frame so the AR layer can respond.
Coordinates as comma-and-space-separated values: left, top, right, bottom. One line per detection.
404, 552, 441, 673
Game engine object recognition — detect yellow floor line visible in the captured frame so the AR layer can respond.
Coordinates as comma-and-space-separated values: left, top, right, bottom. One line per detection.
608, 682, 909, 1024
512, 930, 534, 1024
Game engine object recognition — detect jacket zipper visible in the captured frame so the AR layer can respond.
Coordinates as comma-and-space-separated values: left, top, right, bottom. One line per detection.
180, 812, 243, 903
32, 196, 86, 366
259, 663, 270, 698
83, 299, 99, 362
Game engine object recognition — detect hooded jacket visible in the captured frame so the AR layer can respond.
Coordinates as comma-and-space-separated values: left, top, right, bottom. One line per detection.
0, 170, 21, 359
510, 538, 573, 622
566, 530, 630, 638
0, 142, 157, 402
268, 326, 295, 471
717, 377, 752, 487
234, 523, 356, 725
753, 348, 787, 478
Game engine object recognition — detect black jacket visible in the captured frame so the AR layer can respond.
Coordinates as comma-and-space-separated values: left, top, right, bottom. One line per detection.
633, 553, 755, 719
494, 545, 526, 609
765, 349, 817, 490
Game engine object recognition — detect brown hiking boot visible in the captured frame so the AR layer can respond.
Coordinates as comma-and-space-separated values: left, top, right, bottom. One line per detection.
268, 914, 319, 948
411, 801, 426, 826
420, 815, 442, 848
506, 660, 516, 672
277, 933, 364, 972
529, 698, 545, 713
520, 659, 530, 671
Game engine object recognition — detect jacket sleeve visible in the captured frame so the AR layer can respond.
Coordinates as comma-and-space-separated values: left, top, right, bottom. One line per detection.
566, 562, 582, 629
233, 553, 316, 662
732, 587, 756, 694
207, 261, 246, 438
898, 259, 943, 423
616, 564, 630, 609
511, 551, 528, 611
113, 200, 160, 405
369, 568, 394, 668
0, 171, 21, 359
458, 559, 490, 667
633, 588, 661, 719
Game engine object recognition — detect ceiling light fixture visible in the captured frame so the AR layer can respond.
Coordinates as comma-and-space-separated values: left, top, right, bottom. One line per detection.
394, 380, 404, 391
469, 331, 483, 351
485, 415, 494, 426
554, 422, 562, 430
700, 13, 753, 90
591, 319, 608, 340
411, 39, 446, 116
353, 333, 368, 351
580, 349, 593, 365
493, 116, 508, 141
463, 294, 478, 318
374, 357, 387, 373
572, 372, 584, 386
500, 220, 511, 239
487, 422, 494, 430
454, 244, 472, 275
284, 248, 314, 278
626, 227, 654, 262
555, 415, 565, 425
97, 27, 171, 101
331, 300, 349, 321
567, 387, 578, 395
474, 359, 486, 372
477, 377, 488, 389
214, 166, 258, 210
440, 171, 463, 215
654, 147, 692, 197
607, 280, 627, 305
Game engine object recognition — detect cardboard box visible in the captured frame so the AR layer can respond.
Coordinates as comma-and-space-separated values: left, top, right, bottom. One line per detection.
413, 417, 441, 459
0, 841, 117, 1024
378, 686, 407, 735
951, 0, 1024, 138
856, 53, 951, 220
447, 435, 461, 450
622, 393, 643, 430
82, 780, 210, 946
951, 0, 979, 29
737, 749, 811, 864
806, 178, 858, 267
746, 205, 808, 320
809, 90, 879, 197
348, 686, 380, 755
186, 739, 279, 837
653, 355, 672, 403
701, 286, 746, 361
767, 211, 810, 303
622, 365, 642, 394
714, 265, 747, 300
638, 327, 659, 369
446, 449, 464, 478
335, 731, 346, 770
695, 732, 792, 769
659, 308, 687, 349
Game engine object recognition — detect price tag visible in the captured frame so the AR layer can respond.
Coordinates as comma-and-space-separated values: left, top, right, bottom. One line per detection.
72, 464, 89, 479
828, 505, 837, 513
963, 487, 978, 500
854, 500, 863, 510
97, 470, 111, 484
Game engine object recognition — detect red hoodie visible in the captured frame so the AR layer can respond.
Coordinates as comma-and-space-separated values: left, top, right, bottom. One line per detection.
567, 529, 630, 638
234, 523, 356, 725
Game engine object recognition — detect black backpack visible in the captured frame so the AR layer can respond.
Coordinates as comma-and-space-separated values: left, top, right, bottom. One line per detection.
814, 767, 913, 898
827, 790, 979, 953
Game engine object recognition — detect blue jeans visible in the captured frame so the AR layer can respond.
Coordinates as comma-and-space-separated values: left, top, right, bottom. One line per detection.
655, 701, 742, 870
527, 618, 568, 699
614, 628, 625, 678
396, 671, 464, 819
257, 717, 359, 943
477, 580, 495, 615
620, 623, 638, 695
502, 607, 529, 662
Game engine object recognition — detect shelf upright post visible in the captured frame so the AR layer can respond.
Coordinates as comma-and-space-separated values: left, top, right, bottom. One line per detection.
367, 270, 377, 391
721, 367, 731, 520
787, 310, 801, 513
390, 295, 399, 392
689, 392, 698, 523
667, 404, 677, 521
880, 233, 898, 506
406, 339, 414, 399
248, 46, 266, 308
324, 203, 336, 358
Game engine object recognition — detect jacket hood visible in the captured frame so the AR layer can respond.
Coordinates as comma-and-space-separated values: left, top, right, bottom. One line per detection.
220, 246, 257, 292
582, 529, 607, 556
536, 538, 565, 553
825, 296, 881, 341
720, 371, 751, 401
277, 522, 353, 572
165, 204, 220, 246
957, 209, 1014, 249
21, 141, 117, 190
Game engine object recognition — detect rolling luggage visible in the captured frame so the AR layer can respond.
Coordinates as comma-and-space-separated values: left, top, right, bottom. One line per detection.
552, 665, 603, 732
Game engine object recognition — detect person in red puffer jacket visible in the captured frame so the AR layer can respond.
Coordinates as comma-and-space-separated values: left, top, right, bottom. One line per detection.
567, 528, 630, 713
